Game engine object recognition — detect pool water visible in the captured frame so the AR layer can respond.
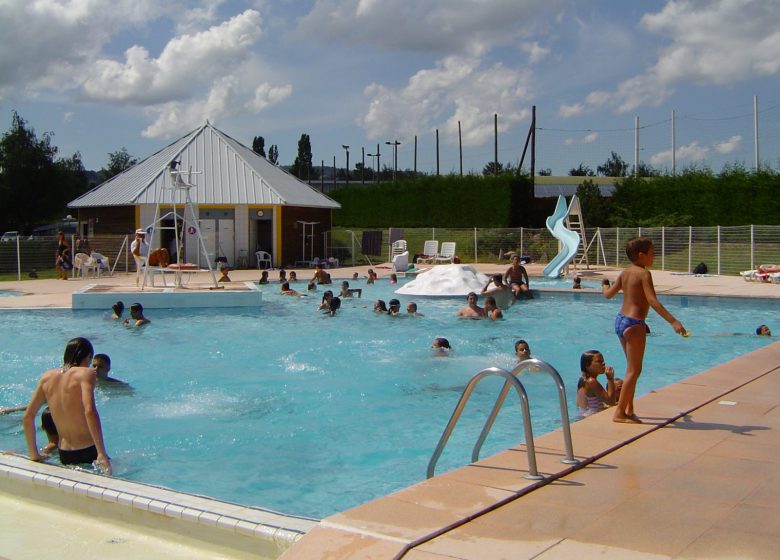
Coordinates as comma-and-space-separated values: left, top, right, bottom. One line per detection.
0, 279, 775, 519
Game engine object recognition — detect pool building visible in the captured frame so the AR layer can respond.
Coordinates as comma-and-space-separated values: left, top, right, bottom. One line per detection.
67, 122, 340, 270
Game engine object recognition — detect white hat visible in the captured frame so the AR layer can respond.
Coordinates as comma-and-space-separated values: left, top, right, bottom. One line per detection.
135, 229, 146, 235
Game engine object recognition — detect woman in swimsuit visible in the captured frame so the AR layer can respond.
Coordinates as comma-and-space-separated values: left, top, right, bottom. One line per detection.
55, 231, 72, 280
576, 350, 621, 416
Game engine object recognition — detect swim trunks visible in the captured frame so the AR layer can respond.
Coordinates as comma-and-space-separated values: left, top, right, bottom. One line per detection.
59, 445, 97, 466
615, 313, 646, 338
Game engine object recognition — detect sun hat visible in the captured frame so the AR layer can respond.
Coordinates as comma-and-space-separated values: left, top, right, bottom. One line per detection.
135, 229, 146, 235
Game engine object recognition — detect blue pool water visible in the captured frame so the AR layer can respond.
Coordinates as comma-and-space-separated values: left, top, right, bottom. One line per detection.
0, 279, 776, 519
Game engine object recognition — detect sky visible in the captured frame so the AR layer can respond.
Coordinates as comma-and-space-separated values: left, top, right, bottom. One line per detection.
1, 0, 779, 176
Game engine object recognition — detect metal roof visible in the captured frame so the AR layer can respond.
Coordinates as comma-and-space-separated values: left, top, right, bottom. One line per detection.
69, 123, 340, 209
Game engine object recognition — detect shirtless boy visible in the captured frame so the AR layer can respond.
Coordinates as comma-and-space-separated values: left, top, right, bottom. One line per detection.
504, 255, 532, 298
457, 292, 486, 318
23, 337, 111, 473
602, 237, 686, 423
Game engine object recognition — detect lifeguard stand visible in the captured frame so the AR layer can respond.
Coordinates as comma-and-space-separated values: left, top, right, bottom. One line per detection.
140, 161, 218, 289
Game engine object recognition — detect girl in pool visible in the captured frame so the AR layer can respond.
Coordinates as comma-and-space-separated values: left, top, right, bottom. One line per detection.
373, 299, 387, 313
576, 350, 621, 416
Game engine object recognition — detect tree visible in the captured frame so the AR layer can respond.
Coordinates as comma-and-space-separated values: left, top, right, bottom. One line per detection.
268, 145, 279, 164
291, 134, 317, 180
252, 136, 266, 157
538, 168, 552, 176
482, 161, 504, 176
0, 112, 88, 233
575, 179, 611, 227
634, 161, 659, 177
569, 163, 595, 176
98, 148, 137, 183
597, 151, 628, 177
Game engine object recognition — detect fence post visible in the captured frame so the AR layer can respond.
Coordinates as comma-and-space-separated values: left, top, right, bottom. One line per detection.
520, 227, 524, 260
750, 224, 754, 271
717, 225, 721, 275
473, 227, 478, 263
661, 226, 665, 271
15, 236, 21, 281
688, 226, 692, 273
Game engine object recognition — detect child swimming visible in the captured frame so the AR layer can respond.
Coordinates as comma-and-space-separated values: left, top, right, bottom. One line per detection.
576, 350, 621, 416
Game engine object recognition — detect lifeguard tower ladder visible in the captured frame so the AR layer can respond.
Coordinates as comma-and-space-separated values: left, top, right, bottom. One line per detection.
564, 195, 588, 272
140, 161, 218, 290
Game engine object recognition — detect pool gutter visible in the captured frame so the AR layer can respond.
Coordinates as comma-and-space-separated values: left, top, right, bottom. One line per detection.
0, 453, 316, 558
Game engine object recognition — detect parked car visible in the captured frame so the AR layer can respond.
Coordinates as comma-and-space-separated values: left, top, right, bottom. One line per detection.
0, 231, 19, 242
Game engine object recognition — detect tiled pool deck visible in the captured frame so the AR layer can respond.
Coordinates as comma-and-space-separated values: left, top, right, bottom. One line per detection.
2, 265, 779, 559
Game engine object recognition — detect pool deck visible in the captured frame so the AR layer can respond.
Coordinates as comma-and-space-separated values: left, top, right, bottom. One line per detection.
2, 264, 780, 559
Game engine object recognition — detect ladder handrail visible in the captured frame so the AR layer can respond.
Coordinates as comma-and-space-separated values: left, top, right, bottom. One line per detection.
427, 367, 542, 480
471, 358, 578, 466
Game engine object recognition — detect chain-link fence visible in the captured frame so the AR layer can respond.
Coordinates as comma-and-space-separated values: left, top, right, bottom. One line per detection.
330, 225, 780, 277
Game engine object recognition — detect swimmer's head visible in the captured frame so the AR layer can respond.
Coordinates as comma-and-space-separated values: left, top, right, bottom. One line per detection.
352, 272, 359, 279
289, 271, 297, 280
492, 274, 503, 285
515, 339, 531, 360
130, 302, 144, 318
580, 349, 604, 375
341, 280, 349, 289
388, 299, 401, 313
484, 296, 497, 310
757, 324, 771, 336
307, 281, 316, 291
281, 282, 290, 291
407, 302, 417, 313
92, 353, 111, 378
374, 299, 387, 312
625, 237, 654, 263
111, 301, 124, 316
63, 337, 94, 367
432, 337, 451, 350
467, 292, 478, 304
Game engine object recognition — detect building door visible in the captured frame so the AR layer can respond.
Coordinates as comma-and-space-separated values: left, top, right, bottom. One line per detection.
218, 220, 235, 265
199, 219, 216, 266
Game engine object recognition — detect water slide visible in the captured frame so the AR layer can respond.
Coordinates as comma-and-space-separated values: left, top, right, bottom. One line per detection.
542, 195, 581, 278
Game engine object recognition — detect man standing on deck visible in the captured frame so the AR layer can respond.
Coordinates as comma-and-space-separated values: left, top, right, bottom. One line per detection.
23, 337, 111, 474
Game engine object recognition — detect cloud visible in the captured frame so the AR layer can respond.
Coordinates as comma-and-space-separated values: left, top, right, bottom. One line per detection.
247, 84, 293, 113
360, 55, 532, 145
565, 0, 780, 115
0, 0, 161, 99
564, 132, 599, 145
714, 135, 742, 154
297, 0, 564, 56
521, 41, 550, 64
63, 112, 75, 123
82, 10, 264, 105
650, 141, 709, 165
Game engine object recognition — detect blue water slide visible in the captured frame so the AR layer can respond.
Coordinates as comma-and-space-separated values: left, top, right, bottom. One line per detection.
542, 195, 580, 278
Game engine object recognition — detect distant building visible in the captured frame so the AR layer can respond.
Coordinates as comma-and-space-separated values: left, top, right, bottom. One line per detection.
68, 123, 340, 268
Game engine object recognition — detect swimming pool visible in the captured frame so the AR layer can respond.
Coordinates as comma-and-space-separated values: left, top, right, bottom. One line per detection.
0, 279, 776, 519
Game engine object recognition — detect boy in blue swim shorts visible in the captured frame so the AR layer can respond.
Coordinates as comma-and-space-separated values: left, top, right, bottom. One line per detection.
602, 237, 686, 423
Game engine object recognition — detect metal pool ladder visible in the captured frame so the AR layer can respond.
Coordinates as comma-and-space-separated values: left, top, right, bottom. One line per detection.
426, 358, 578, 481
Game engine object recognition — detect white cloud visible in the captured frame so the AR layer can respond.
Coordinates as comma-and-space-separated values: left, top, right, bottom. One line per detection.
82, 10, 264, 105
297, 0, 564, 56
651, 141, 709, 165
0, 0, 161, 99
521, 41, 550, 64
247, 84, 293, 113
558, 103, 584, 118
360, 56, 531, 145
714, 135, 742, 154
63, 112, 75, 123
564, 132, 599, 145
566, 0, 780, 115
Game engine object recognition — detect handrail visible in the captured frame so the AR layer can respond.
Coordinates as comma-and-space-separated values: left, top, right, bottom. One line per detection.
427, 367, 543, 480
472, 358, 578, 466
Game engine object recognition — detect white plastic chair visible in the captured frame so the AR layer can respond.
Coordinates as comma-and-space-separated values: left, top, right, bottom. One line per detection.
416, 240, 439, 264
73, 253, 99, 278
391, 240, 407, 258
91, 252, 110, 275
434, 242, 457, 264
255, 251, 272, 269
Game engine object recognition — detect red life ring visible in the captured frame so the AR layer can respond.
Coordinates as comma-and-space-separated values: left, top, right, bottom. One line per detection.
167, 263, 198, 270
